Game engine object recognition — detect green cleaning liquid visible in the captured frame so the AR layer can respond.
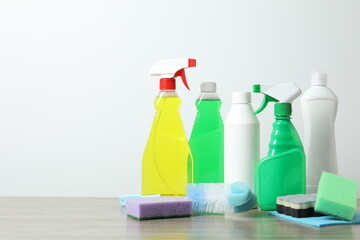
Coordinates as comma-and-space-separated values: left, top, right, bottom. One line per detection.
188, 82, 224, 183
142, 93, 191, 196
253, 84, 306, 211
256, 103, 306, 210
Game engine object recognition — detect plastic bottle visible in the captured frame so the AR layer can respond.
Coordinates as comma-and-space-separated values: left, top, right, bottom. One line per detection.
188, 82, 224, 183
253, 83, 306, 210
301, 72, 338, 194
224, 92, 260, 190
142, 58, 196, 196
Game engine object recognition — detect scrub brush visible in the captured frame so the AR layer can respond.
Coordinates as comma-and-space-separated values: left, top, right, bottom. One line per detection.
187, 183, 232, 213
186, 182, 257, 214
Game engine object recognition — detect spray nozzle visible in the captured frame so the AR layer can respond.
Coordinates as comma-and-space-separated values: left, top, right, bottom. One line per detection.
149, 58, 196, 90
253, 83, 302, 115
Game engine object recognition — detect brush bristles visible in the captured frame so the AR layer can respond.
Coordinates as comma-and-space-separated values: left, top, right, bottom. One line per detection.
186, 183, 234, 213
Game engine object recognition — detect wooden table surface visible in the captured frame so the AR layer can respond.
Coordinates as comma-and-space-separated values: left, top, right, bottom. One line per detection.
0, 197, 359, 239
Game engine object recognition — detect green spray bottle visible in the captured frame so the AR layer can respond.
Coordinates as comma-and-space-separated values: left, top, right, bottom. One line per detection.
253, 83, 306, 210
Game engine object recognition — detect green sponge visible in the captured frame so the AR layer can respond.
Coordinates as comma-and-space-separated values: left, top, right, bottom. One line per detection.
315, 171, 358, 221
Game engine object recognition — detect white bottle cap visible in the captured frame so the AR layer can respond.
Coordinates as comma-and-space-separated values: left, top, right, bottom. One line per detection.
232, 91, 251, 103
201, 82, 216, 92
311, 71, 327, 86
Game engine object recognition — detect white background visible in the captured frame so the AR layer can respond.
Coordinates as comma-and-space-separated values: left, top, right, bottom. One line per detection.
0, 0, 359, 197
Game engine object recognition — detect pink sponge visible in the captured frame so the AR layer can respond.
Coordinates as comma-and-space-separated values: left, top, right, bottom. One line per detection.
126, 196, 192, 220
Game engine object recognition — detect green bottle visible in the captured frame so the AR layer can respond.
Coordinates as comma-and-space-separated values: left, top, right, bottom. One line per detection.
188, 82, 224, 183
253, 84, 306, 210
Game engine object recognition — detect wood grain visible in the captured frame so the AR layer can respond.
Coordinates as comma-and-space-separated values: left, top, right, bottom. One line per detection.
0, 197, 358, 239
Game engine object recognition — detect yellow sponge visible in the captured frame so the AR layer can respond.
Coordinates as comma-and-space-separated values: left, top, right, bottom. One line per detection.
315, 172, 357, 221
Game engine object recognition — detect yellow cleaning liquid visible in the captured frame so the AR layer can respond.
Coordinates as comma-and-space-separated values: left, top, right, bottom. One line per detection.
142, 93, 192, 196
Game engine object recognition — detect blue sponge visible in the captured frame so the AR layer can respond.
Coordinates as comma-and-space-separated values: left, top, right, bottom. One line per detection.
227, 182, 257, 212
119, 194, 161, 206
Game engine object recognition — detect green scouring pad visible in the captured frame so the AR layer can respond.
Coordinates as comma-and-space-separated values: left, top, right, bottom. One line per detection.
315, 171, 358, 221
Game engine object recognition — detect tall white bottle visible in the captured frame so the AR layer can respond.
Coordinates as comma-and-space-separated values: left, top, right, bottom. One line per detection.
224, 92, 260, 190
301, 72, 338, 194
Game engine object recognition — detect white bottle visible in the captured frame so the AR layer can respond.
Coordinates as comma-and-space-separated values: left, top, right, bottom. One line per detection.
224, 92, 260, 190
301, 72, 338, 194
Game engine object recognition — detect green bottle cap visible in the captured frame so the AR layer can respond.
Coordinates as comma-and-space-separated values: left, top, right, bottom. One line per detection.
274, 103, 292, 116
253, 84, 261, 93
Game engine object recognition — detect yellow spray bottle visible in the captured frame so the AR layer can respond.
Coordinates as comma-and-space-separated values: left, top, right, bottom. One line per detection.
142, 58, 196, 196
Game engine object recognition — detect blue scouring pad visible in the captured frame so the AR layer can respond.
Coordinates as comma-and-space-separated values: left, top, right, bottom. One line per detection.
227, 182, 257, 212
119, 194, 161, 206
